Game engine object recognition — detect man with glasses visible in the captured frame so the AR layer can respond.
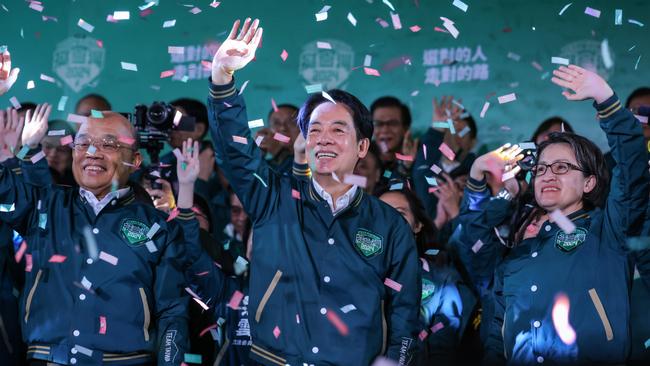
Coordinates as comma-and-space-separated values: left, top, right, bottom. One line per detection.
0, 104, 194, 365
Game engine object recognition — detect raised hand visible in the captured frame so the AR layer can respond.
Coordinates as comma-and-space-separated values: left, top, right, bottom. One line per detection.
0, 108, 24, 161
470, 143, 523, 182
177, 138, 200, 185
400, 130, 418, 168
146, 178, 176, 213
293, 132, 307, 164
432, 95, 463, 125
551, 65, 613, 104
22, 103, 51, 148
0, 49, 20, 96
211, 18, 263, 85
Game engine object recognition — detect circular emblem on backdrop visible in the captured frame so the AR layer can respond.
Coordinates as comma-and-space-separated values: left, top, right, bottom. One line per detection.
53, 36, 105, 92
559, 40, 614, 80
299, 39, 354, 90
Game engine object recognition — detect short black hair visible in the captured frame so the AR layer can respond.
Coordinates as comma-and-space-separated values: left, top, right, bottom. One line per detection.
531, 116, 574, 142
170, 98, 209, 139
370, 96, 412, 128
535, 132, 608, 211
267, 104, 299, 120
297, 89, 373, 141
626, 87, 650, 108
76, 93, 112, 111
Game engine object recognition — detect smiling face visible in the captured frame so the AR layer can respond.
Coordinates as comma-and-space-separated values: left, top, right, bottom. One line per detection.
306, 102, 368, 178
270, 106, 300, 147
533, 143, 595, 214
72, 113, 142, 199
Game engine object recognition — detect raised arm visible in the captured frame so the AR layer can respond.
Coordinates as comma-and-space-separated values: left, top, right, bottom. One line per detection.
0, 49, 20, 96
552, 65, 650, 245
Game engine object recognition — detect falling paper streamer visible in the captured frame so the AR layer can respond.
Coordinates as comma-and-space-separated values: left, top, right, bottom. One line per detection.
430, 164, 442, 174
498, 93, 517, 104
67, 114, 88, 124
584, 7, 601, 18
628, 19, 644, 27
160, 70, 175, 78
615, 9, 622, 25
420, 258, 430, 272
322, 91, 337, 104
14, 241, 27, 263
440, 17, 459, 38
316, 41, 332, 50
382, 0, 396, 11
40, 74, 55, 83
431, 322, 445, 333
81, 276, 93, 290
390, 12, 402, 29
343, 174, 368, 188
9, 97, 21, 109
552, 293, 577, 345
479, 102, 490, 118
228, 290, 244, 309
551, 57, 569, 65
49, 254, 67, 263
238, 80, 250, 95
280, 49, 288, 61
193, 297, 209, 310
453, 0, 469, 12
364, 67, 380, 76
347, 12, 357, 26
384, 278, 402, 292
550, 209, 576, 234
340, 304, 357, 313
57, 96, 68, 111
163, 19, 176, 28
458, 126, 471, 138
438, 143, 456, 161
471, 239, 484, 253
145, 240, 158, 253
30, 151, 46, 164
409, 25, 421, 32
248, 119, 264, 129
121, 62, 138, 71
305, 84, 323, 93
395, 153, 413, 162
273, 132, 290, 143
146, 222, 160, 239
559, 3, 572, 15
78, 18, 94, 32
326, 310, 349, 336
601, 39, 613, 69
232, 135, 248, 144
99, 251, 118, 265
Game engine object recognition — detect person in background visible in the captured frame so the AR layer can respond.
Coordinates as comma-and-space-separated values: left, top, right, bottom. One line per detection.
265, 104, 301, 174
41, 120, 76, 186
371, 96, 418, 177
353, 141, 384, 195
74, 93, 112, 117
531, 116, 574, 145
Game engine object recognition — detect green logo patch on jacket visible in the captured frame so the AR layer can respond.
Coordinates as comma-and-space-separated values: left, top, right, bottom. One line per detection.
354, 229, 383, 257
555, 227, 587, 252
120, 219, 150, 246
421, 279, 436, 301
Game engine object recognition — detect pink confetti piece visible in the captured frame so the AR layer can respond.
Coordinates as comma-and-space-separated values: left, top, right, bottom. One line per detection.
428, 187, 440, 194
271, 98, 278, 112
77, 18, 94, 32
60, 135, 73, 146
189, 7, 201, 14
30, 150, 45, 163
273, 326, 281, 338
199, 324, 218, 337
166, 208, 179, 222
418, 329, 429, 341
409, 25, 421, 32
291, 189, 301, 199
15, 241, 27, 263
25, 254, 33, 272
326, 310, 349, 336
99, 316, 107, 334
384, 278, 402, 292
209, 1, 220, 8
471, 239, 484, 253
228, 290, 244, 309
635, 115, 648, 124
584, 7, 601, 18
480, 101, 490, 118
201, 60, 212, 69
139, 8, 153, 17
498, 93, 517, 104
440, 17, 459, 38
160, 70, 175, 78
40, 74, 55, 83
29, 2, 44, 12
552, 293, 577, 345
420, 258, 430, 272
316, 41, 332, 50
280, 49, 288, 61
550, 209, 576, 234
343, 174, 368, 188
531, 61, 543, 71
430, 164, 442, 174
96, 40, 103, 48
117, 136, 135, 145
49, 254, 67, 263
438, 143, 456, 161
376, 17, 389, 28
99, 251, 118, 265
422, 144, 427, 160
232, 135, 248, 144
273, 132, 290, 143
390, 12, 402, 29
395, 153, 413, 162
9, 97, 21, 109
431, 322, 445, 333
364, 67, 380, 76
168, 46, 184, 54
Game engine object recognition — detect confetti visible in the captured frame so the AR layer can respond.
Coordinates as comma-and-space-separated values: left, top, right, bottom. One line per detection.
628, 19, 644, 27
81, 276, 92, 290
498, 93, 517, 104
340, 304, 357, 313
316, 41, 332, 50
91, 109, 103, 118
238, 80, 250, 95
254, 135, 264, 146
280, 49, 288, 61
57, 96, 68, 111
273, 132, 290, 143
29, 2, 43, 12
552, 293, 576, 345
551, 57, 569, 65
645, 338, 650, 349
74, 345, 93, 357
518, 142, 536, 150
30, 150, 46, 164
614, 9, 622, 25
440, 17, 459, 39
271, 98, 278, 112
635, 115, 648, 124
507, 52, 521, 61
390, 12, 402, 29
477, 101, 490, 118
99, 251, 118, 265
9, 96, 21, 109
531, 61, 543, 71
418, 329, 429, 341
347, 12, 357, 26
390, 182, 404, 190
305, 84, 323, 93
409, 25, 421, 32
113, 11, 130, 20
39, 74, 55, 83
501, 165, 521, 182
184, 354, 202, 364
78, 18, 94, 32
584, 7, 601, 18
425, 176, 438, 186
146, 222, 160, 239
438, 143, 456, 161
209, 1, 220, 8
199, 324, 218, 338
234, 256, 249, 275
343, 174, 367, 188
25, 254, 33, 272
315, 5, 329, 21
326, 310, 349, 336
291, 189, 301, 199
431, 322, 445, 333
232, 135, 248, 144
364, 67, 380, 76
598, 39, 613, 70
273, 326, 281, 338
163, 19, 176, 28
430, 164, 442, 174
395, 153, 413, 162
458, 126, 471, 138
376, 18, 389, 28
189, 7, 201, 14
67, 114, 88, 124
49, 254, 67, 263
145, 240, 158, 253
248, 119, 264, 129
382, 0, 396, 12
14, 241, 27, 263
26, 80, 35, 89
635, 55, 642, 70
99, 316, 107, 334
471, 239, 484, 253
121, 62, 138, 71
550, 209, 576, 234
321, 91, 337, 104
168, 46, 184, 54
228, 290, 244, 309
160, 70, 175, 78
384, 278, 402, 292
559, 3, 572, 16
452, 0, 469, 12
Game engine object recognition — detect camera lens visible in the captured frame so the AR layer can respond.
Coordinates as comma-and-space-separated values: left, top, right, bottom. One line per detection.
147, 102, 169, 127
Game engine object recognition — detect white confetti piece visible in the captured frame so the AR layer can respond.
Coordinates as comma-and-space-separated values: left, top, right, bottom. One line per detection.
430, 164, 442, 174
425, 176, 438, 186
551, 57, 569, 65
163, 19, 176, 28
518, 142, 537, 150
498, 93, 517, 104
121, 62, 138, 71
234, 256, 248, 276
584, 7, 601, 18
390, 12, 402, 30
507, 52, 521, 61
315, 11, 328, 22
363, 55, 372, 67
145, 240, 158, 253
479, 102, 490, 118
146, 222, 160, 239
81, 276, 92, 290
471, 239, 484, 253
67, 113, 88, 124
168, 46, 184, 54
347, 12, 357, 26
113, 11, 130, 20
255, 135, 264, 146
238, 80, 250, 95
628, 19, 644, 27
382, 0, 396, 12
74, 345, 93, 357
343, 174, 367, 188
48, 129, 65, 136
340, 304, 357, 313
77, 18, 94, 32
305, 84, 323, 93
321, 91, 336, 104
26, 80, 35, 89
9, 97, 21, 109
601, 39, 613, 69
440, 17, 459, 39
248, 119, 264, 129
57, 96, 68, 111
559, 3, 572, 16
39, 74, 55, 83
316, 41, 332, 50
458, 126, 471, 138
635, 115, 648, 124
99, 251, 118, 265
0, 203, 15, 212
614, 9, 622, 25
550, 209, 576, 234
452, 0, 468, 12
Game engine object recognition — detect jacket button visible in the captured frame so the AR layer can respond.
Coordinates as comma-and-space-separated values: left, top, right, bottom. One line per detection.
92, 228, 99, 234
328, 238, 335, 245
324, 276, 331, 283
86, 258, 93, 265
79, 294, 86, 301
537, 356, 544, 363
531, 285, 538, 292
320, 308, 327, 315
71, 348, 77, 354
545, 225, 551, 232
531, 251, 538, 258
533, 320, 541, 328
70, 358, 77, 364
73, 330, 80, 336
312, 347, 319, 354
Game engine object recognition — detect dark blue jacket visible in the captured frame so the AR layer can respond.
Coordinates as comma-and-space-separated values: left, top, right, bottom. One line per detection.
207, 78, 421, 366
0, 153, 193, 366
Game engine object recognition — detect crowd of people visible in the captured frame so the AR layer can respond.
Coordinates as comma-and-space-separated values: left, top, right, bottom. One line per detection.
0, 17, 649, 366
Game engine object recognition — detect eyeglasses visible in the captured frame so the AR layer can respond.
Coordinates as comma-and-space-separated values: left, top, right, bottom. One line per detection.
373, 119, 402, 129
531, 161, 584, 177
72, 136, 134, 153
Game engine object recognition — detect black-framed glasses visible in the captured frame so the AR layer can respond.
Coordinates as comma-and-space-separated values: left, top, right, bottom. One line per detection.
72, 136, 134, 153
531, 161, 584, 177
373, 119, 402, 129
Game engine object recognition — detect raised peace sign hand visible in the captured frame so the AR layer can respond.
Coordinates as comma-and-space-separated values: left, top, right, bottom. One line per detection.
211, 18, 264, 85
551, 65, 614, 104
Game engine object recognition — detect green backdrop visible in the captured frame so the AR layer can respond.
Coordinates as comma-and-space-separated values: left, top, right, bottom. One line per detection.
2, 0, 649, 150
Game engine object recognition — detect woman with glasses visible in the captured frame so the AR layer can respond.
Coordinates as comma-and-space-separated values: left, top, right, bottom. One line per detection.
450, 65, 649, 365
